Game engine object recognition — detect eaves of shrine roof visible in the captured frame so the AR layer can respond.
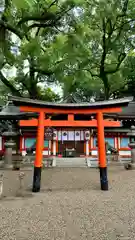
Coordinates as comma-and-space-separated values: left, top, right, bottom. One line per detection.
104, 101, 135, 119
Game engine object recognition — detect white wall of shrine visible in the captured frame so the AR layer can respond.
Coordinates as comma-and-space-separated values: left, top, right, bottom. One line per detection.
20, 131, 132, 157
0, 128, 131, 158
20, 129, 89, 156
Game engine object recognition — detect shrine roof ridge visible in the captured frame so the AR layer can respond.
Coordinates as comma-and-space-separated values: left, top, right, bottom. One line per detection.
9, 96, 133, 109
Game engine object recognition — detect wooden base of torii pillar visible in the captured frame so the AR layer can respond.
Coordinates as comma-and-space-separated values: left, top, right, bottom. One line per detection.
8, 95, 132, 192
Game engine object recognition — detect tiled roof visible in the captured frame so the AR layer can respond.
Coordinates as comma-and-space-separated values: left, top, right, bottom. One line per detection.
104, 101, 135, 119
62, 93, 82, 103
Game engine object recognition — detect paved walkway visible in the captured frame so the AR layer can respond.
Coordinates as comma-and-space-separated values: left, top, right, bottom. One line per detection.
0, 167, 135, 239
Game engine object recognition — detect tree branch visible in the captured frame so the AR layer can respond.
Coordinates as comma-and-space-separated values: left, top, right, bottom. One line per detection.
21, 78, 29, 91
18, 4, 72, 26
115, 0, 128, 19
34, 68, 53, 76
0, 20, 23, 39
122, 0, 129, 15
48, 0, 58, 9
28, 21, 56, 31
105, 53, 126, 74
112, 1, 129, 43
114, 19, 135, 32
82, 69, 100, 78
18, 12, 57, 26
0, 71, 22, 96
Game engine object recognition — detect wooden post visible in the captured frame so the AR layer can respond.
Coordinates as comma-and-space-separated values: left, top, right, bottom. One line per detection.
32, 111, 44, 192
97, 112, 108, 190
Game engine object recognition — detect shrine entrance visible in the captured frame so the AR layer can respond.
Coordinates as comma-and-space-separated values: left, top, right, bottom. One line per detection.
58, 140, 84, 157
9, 95, 132, 192
75, 141, 84, 156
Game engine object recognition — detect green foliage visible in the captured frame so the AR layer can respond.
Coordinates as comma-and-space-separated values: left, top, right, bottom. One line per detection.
12, 0, 37, 9
0, 0, 77, 100
119, 56, 135, 98
1, 0, 135, 102
39, 87, 60, 102
58, 0, 135, 99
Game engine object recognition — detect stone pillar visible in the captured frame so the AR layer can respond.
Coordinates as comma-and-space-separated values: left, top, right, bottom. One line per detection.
86, 140, 89, 156
84, 131, 90, 156
16, 172, 26, 197
4, 140, 15, 168
52, 157, 56, 167
53, 140, 56, 156
125, 126, 135, 170
0, 173, 3, 198
52, 141, 56, 167
129, 142, 135, 164
2, 121, 19, 169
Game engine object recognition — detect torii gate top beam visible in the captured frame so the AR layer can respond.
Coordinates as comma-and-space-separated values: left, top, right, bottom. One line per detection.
9, 96, 133, 114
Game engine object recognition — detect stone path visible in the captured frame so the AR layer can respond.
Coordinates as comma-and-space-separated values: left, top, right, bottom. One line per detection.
0, 167, 135, 239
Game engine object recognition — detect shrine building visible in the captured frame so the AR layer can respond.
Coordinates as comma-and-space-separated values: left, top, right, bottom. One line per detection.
0, 95, 132, 191
3, 95, 133, 160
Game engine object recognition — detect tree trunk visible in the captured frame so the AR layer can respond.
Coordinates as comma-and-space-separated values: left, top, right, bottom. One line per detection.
104, 84, 110, 100
100, 73, 110, 100
28, 82, 39, 99
28, 58, 39, 99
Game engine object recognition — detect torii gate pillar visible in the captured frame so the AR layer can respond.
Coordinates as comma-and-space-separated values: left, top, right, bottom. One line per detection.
32, 111, 44, 192
97, 112, 108, 190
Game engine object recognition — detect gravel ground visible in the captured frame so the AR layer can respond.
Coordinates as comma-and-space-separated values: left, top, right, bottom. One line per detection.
0, 166, 135, 240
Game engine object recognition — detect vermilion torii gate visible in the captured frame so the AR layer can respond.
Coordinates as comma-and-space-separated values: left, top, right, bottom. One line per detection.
9, 96, 132, 192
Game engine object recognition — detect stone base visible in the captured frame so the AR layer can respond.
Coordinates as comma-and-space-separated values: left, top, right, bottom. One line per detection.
52, 157, 56, 167
12, 166, 20, 171
124, 163, 135, 170
16, 189, 33, 198
4, 164, 13, 169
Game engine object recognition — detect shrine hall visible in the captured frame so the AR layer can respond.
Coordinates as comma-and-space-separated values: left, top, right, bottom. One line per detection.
4, 95, 132, 159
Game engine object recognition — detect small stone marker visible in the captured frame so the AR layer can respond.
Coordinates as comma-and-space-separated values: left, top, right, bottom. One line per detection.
19, 172, 25, 190
16, 172, 25, 197
0, 173, 4, 198
125, 126, 135, 170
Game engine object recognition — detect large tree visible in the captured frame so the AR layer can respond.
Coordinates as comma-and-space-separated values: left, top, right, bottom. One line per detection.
57, 0, 135, 100
114, 54, 135, 99
0, 0, 77, 99
1, 0, 135, 101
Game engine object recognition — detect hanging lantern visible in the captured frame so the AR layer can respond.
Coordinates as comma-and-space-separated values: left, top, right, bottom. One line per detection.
85, 131, 90, 140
